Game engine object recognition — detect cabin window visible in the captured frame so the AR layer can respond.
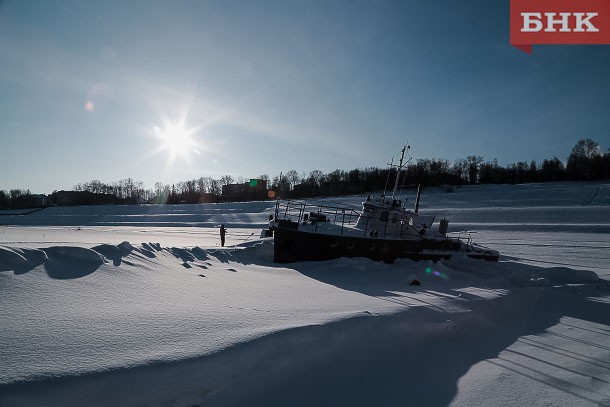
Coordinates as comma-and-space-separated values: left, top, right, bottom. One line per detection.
380, 211, 389, 222
391, 213, 397, 223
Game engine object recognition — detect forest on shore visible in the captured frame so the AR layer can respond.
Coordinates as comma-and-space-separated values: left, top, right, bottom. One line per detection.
2, 139, 609, 209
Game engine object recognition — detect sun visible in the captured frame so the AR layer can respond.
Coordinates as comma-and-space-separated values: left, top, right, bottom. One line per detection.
162, 124, 190, 156
154, 122, 199, 159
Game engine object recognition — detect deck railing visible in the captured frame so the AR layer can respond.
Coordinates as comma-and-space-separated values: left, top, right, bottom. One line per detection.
447, 231, 473, 250
275, 199, 361, 231
274, 199, 425, 238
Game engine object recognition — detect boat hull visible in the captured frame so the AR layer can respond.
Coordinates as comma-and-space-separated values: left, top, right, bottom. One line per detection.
272, 226, 499, 263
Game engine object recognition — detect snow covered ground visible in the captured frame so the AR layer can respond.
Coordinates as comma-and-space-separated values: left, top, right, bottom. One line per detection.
1, 182, 609, 406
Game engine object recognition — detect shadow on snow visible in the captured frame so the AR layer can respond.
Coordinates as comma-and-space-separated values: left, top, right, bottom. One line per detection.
2, 242, 610, 406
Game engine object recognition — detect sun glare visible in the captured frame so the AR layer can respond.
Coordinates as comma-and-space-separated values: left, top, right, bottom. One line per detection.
146, 106, 214, 169
155, 122, 198, 159
164, 125, 190, 155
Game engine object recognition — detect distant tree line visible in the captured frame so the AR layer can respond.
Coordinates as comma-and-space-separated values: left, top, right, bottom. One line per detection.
72, 176, 242, 205
0, 189, 35, 210
1, 139, 608, 209
282, 139, 609, 198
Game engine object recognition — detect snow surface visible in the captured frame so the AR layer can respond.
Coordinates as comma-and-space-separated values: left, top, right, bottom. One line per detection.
1, 182, 609, 406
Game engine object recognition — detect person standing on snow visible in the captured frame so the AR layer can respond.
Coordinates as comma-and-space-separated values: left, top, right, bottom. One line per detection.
219, 224, 227, 247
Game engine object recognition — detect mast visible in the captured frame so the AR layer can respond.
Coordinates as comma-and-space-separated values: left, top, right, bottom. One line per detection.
391, 145, 410, 200
382, 157, 393, 198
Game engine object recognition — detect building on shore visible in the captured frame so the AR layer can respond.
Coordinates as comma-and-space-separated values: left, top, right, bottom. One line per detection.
222, 179, 268, 202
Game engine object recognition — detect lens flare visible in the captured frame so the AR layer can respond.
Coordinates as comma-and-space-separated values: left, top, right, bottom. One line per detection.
426, 266, 448, 280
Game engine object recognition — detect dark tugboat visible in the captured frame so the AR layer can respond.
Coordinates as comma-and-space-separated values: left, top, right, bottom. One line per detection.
266, 145, 499, 264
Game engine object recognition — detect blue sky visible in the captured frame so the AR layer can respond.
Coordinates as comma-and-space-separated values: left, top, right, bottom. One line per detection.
1, 0, 609, 193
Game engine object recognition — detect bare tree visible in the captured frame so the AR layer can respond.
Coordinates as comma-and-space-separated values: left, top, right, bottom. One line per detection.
284, 170, 300, 190
219, 175, 234, 186
567, 139, 602, 180
200, 177, 214, 194
308, 169, 324, 188
570, 138, 601, 160
9, 189, 24, 200
209, 179, 221, 195
466, 156, 483, 183
452, 158, 467, 182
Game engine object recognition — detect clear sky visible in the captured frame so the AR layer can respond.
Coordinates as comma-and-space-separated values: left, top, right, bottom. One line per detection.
1, 0, 609, 194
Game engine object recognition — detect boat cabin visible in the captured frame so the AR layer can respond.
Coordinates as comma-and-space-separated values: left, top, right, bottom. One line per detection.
355, 195, 435, 238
